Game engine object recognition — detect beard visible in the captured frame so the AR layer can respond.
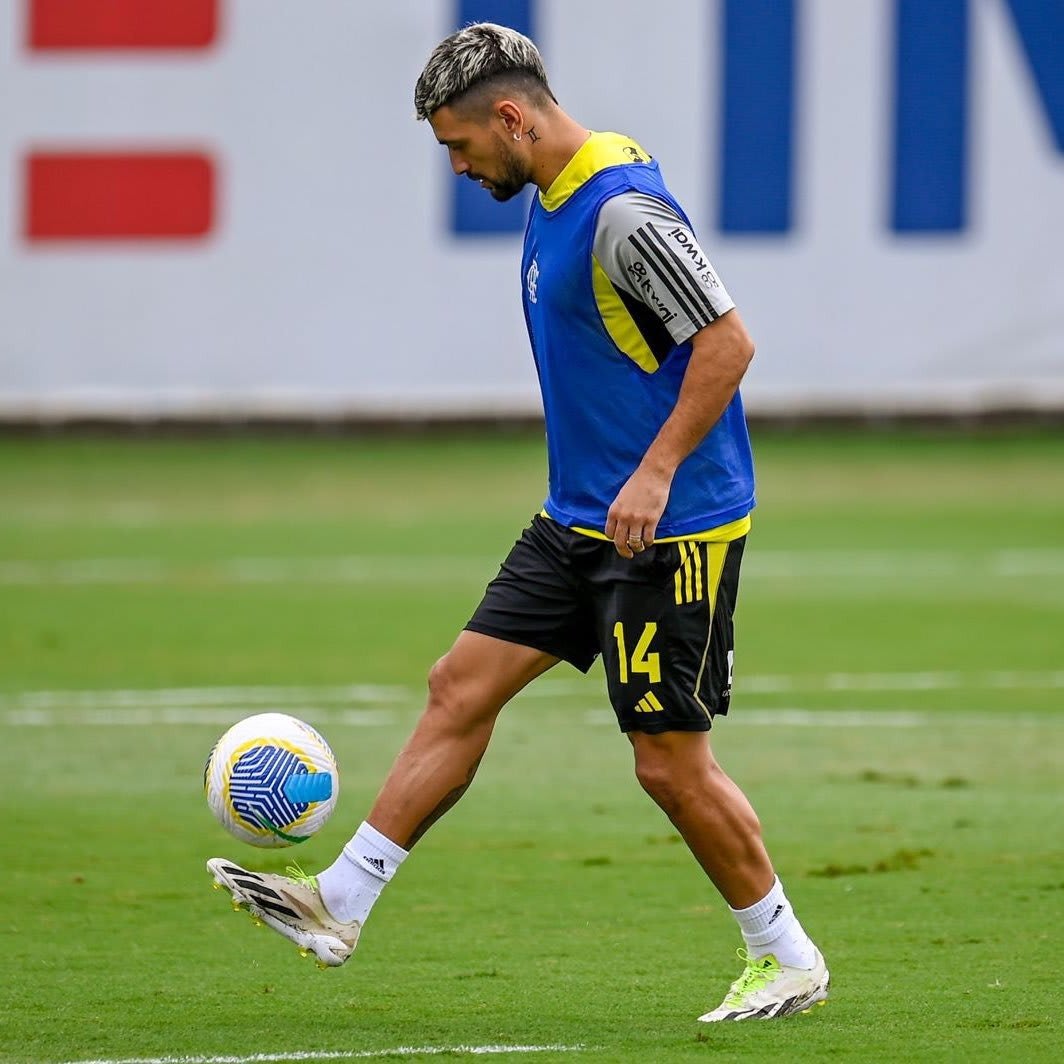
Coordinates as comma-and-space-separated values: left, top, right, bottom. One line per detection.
481, 137, 530, 201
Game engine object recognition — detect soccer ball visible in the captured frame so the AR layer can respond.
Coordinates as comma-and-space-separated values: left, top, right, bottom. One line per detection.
204, 713, 340, 847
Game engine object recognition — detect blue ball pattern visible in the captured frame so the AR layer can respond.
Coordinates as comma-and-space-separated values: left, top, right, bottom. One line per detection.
229, 744, 311, 834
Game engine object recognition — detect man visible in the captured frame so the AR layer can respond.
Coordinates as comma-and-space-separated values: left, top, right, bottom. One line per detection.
208, 23, 829, 1024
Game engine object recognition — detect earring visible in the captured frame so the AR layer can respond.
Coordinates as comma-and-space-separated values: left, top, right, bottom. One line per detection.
513, 132, 522, 141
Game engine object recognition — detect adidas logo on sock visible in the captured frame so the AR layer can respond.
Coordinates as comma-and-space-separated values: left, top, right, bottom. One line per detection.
767, 904, 785, 925
363, 856, 386, 876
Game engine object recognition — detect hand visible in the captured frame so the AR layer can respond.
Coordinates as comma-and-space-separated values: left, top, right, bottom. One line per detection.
605, 467, 672, 558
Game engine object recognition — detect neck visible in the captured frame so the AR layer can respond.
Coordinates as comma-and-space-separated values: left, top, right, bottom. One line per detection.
527, 110, 592, 193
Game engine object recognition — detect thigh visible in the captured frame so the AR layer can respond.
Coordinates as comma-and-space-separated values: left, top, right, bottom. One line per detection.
592, 536, 746, 734
465, 515, 600, 672
435, 628, 561, 713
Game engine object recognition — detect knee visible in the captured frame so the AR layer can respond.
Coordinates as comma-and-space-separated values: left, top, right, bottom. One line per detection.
424, 653, 490, 732
632, 735, 729, 816
426, 653, 463, 712
634, 749, 685, 813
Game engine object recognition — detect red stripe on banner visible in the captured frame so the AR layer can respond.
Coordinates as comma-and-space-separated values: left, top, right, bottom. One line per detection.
28, 0, 217, 50
25, 152, 215, 240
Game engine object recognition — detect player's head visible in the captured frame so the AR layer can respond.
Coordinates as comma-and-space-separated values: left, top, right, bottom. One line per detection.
414, 23, 557, 202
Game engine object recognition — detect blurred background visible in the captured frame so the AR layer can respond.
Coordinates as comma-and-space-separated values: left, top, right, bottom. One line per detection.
2, 0, 1062, 422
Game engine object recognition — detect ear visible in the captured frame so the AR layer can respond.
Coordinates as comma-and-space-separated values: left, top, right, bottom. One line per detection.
496, 100, 525, 138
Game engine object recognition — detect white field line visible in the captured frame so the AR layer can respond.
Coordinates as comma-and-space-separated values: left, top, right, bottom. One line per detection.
741, 670, 1064, 693
585, 708, 1058, 727
3, 549, 1064, 585
0, 557, 492, 586
5, 705, 1058, 730
528, 670, 1064, 696
0, 685, 411, 710
749, 548, 1064, 579
62, 1046, 586, 1064
0, 671, 1060, 709
3, 708, 397, 727
583, 708, 933, 727
2, 670, 1062, 728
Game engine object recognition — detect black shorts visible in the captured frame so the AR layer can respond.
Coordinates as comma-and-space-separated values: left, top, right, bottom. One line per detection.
466, 514, 745, 734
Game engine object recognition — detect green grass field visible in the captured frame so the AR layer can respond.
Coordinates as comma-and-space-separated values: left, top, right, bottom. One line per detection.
2, 429, 1062, 1063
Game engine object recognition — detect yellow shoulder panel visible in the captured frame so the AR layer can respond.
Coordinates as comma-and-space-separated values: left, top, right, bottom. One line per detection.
540, 132, 651, 211
591, 255, 659, 374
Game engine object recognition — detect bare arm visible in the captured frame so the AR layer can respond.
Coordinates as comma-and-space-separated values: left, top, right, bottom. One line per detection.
604, 308, 754, 557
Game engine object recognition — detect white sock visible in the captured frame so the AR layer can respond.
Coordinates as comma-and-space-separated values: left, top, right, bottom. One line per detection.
729, 876, 818, 969
316, 821, 408, 926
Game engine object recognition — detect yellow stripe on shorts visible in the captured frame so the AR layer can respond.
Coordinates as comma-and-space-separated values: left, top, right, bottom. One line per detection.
693, 542, 732, 717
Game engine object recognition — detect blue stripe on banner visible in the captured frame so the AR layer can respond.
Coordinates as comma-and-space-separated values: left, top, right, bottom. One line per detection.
450, 0, 535, 235
1002, 0, 1064, 152
717, 0, 796, 234
891, 0, 968, 233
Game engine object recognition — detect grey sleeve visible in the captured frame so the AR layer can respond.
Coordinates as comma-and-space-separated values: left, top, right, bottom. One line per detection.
593, 192, 736, 345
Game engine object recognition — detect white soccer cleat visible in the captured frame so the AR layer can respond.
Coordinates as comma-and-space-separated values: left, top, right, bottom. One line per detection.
697, 947, 829, 1022
207, 858, 360, 968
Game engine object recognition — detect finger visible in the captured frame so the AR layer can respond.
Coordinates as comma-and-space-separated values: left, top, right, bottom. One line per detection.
625, 528, 647, 555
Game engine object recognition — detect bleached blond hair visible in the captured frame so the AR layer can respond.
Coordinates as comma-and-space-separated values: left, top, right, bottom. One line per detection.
414, 22, 556, 120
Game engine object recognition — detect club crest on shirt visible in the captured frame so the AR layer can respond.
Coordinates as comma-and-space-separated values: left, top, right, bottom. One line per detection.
526, 257, 540, 304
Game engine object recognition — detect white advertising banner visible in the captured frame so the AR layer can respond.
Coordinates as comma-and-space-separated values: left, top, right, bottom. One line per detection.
1, 0, 1062, 419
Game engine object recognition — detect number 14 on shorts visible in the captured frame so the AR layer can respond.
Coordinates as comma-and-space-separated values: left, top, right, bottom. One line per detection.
612, 621, 661, 684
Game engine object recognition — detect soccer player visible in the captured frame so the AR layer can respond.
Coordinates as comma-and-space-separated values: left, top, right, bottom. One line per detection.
209, 23, 829, 1023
